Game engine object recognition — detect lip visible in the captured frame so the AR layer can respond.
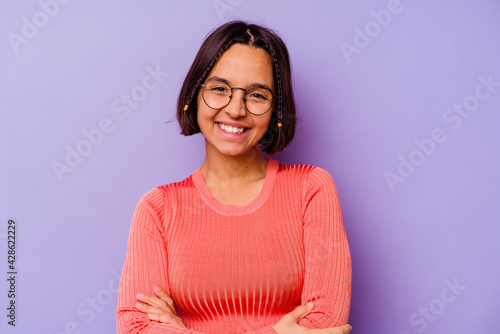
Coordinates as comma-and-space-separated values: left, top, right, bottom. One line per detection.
215, 121, 250, 129
215, 122, 250, 140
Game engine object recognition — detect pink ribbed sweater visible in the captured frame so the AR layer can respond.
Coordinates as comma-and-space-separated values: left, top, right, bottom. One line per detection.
116, 157, 351, 333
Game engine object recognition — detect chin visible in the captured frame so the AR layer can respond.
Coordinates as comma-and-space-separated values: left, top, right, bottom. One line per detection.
218, 148, 246, 156
214, 144, 251, 157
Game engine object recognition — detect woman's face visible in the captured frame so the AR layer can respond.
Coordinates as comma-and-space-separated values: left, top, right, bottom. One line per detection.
196, 43, 275, 158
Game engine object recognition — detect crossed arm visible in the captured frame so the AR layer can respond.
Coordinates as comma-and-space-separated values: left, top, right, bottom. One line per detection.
135, 288, 351, 334
116, 167, 352, 333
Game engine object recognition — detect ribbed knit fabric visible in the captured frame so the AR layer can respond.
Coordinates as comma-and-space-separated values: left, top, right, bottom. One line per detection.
116, 157, 351, 334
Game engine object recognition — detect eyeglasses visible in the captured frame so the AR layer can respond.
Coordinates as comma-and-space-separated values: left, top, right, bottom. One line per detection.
199, 80, 275, 116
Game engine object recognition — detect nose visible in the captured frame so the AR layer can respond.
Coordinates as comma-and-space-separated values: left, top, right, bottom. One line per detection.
223, 88, 247, 118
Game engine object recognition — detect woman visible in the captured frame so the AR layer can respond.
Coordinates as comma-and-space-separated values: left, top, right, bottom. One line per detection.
116, 21, 352, 334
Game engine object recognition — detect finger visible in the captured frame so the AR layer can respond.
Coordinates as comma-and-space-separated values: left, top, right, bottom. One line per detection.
135, 301, 166, 315
136, 293, 169, 309
136, 297, 177, 321
331, 325, 352, 334
310, 324, 351, 334
148, 312, 187, 328
332, 324, 351, 334
285, 302, 314, 323
153, 286, 176, 310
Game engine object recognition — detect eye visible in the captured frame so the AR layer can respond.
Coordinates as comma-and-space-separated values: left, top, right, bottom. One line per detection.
210, 86, 228, 93
247, 88, 272, 102
205, 81, 231, 95
250, 93, 267, 100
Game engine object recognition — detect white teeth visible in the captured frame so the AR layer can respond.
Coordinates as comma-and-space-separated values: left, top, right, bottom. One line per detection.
218, 123, 246, 134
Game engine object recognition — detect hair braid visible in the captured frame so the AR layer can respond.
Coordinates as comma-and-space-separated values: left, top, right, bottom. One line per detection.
263, 45, 286, 151
267, 46, 283, 127
185, 42, 232, 110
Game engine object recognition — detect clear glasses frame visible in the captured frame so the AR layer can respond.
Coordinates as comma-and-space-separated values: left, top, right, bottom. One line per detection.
199, 79, 276, 116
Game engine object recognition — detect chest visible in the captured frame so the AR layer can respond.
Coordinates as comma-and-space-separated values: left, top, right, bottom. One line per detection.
165, 211, 305, 319
206, 179, 265, 206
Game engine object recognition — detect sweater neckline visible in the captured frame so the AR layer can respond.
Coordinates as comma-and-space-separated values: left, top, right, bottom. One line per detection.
192, 156, 279, 216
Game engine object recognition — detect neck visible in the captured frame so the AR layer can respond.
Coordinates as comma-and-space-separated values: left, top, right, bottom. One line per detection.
200, 144, 269, 185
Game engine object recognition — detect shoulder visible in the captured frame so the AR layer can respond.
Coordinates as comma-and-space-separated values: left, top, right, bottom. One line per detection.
274, 158, 335, 186
272, 158, 338, 201
137, 187, 166, 210
136, 173, 196, 215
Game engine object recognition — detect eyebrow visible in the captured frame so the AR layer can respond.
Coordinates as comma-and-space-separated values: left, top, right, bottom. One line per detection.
205, 76, 274, 93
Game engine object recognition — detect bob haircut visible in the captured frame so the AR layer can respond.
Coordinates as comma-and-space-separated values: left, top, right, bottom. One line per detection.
176, 20, 296, 155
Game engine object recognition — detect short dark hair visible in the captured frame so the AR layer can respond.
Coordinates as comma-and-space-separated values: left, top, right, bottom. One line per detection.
176, 20, 296, 155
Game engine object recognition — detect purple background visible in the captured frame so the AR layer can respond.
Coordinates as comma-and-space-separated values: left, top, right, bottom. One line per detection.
1, 1, 499, 333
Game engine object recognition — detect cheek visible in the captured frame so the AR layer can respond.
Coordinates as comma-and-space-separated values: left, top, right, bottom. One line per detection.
196, 90, 202, 110
196, 95, 209, 124
259, 114, 272, 131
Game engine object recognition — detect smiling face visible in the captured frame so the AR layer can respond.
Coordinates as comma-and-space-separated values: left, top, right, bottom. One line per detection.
196, 43, 275, 158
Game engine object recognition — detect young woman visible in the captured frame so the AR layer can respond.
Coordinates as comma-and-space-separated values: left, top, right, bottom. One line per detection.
116, 21, 352, 334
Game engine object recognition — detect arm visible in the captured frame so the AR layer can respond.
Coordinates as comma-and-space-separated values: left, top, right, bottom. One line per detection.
116, 188, 277, 334
116, 188, 204, 333
133, 289, 352, 334
297, 167, 352, 328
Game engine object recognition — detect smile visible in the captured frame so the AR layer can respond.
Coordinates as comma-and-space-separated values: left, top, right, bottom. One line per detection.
217, 123, 248, 134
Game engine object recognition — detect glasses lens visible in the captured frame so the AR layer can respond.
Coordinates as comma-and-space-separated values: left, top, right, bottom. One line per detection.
203, 81, 231, 109
245, 87, 274, 115
202, 80, 274, 115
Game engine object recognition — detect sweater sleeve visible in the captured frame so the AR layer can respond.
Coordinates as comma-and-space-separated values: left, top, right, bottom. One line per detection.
297, 167, 352, 328
116, 188, 196, 333
116, 188, 277, 334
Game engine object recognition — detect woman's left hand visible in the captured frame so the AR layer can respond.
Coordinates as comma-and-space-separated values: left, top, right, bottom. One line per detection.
135, 286, 187, 328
